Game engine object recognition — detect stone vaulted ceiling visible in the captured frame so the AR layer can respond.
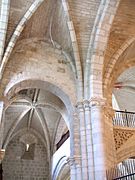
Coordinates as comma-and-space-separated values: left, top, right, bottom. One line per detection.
3, 88, 68, 153
1, 0, 103, 152
106, 0, 135, 110
5, 0, 101, 71
104, 0, 135, 71
1, 0, 135, 170
113, 66, 135, 112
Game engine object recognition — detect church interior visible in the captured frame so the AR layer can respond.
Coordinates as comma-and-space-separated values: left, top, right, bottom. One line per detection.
0, 0, 135, 179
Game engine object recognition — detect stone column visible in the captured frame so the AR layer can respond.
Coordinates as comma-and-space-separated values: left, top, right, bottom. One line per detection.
69, 156, 82, 180
70, 111, 82, 180
77, 102, 89, 180
83, 100, 94, 179
70, 101, 95, 180
0, 102, 4, 149
90, 97, 116, 180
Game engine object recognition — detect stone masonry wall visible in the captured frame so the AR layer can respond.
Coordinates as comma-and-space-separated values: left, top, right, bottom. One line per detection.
2, 134, 49, 180
1, 39, 76, 104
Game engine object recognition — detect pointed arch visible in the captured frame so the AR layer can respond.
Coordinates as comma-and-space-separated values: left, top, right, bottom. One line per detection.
84, 0, 120, 99
10, 127, 47, 149
62, 0, 83, 99
0, 0, 45, 78
3, 108, 31, 149
104, 37, 135, 90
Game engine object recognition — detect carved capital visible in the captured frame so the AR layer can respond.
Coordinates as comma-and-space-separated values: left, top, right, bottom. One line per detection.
67, 157, 75, 166
0, 149, 5, 161
73, 111, 80, 125
67, 156, 81, 166
76, 101, 84, 112
76, 100, 90, 112
89, 97, 106, 107
74, 155, 81, 165
83, 100, 90, 111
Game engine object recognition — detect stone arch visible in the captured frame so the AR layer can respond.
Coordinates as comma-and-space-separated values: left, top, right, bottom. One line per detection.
1, 39, 77, 107
2, 79, 75, 174
104, 37, 135, 90
2, 90, 70, 157
4, 93, 69, 128
0, 0, 45, 77
84, 0, 120, 98
58, 164, 70, 180
2, 107, 52, 161
5, 79, 74, 114
2, 127, 50, 179
0, 0, 83, 100
101, 0, 135, 104
53, 116, 68, 153
103, 38, 135, 101
3, 108, 31, 150
103, 40, 135, 105
2, 79, 73, 156
109, 62, 135, 102
62, 0, 83, 99
52, 156, 69, 180
10, 128, 46, 148
3, 128, 47, 153
4, 94, 32, 111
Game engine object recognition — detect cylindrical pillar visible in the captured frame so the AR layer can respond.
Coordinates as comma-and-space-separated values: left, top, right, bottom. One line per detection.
70, 110, 82, 180
77, 102, 89, 180
84, 100, 95, 179
90, 97, 116, 180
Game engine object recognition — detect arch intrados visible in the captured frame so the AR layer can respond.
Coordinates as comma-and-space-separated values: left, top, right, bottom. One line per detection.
58, 162, 70, 180
111, 63, 135, 93
103, 39, 135, 104
52, 156, 69, 180
4, 94, 32, 110
4, 79, 72, 130
5, 79, 74, 112
104, 61, 135, 103
104, 38, 135, 92
5, 96, 69, 129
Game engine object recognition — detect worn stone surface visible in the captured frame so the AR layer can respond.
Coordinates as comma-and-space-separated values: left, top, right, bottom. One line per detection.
3, 132, 49, 180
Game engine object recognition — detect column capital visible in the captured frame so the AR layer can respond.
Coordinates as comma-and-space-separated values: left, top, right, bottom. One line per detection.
83, 99, 90, 110
67, 156, 81, 166
76, 101, 84, 112
0, 149, 5, 161
76, 100, 91, 111
67, 157, 75, 166
89, 96, 107, 107
74, 155, 81, 164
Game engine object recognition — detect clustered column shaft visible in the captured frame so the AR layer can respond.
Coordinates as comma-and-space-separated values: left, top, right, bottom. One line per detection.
70, 97, 116, 180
